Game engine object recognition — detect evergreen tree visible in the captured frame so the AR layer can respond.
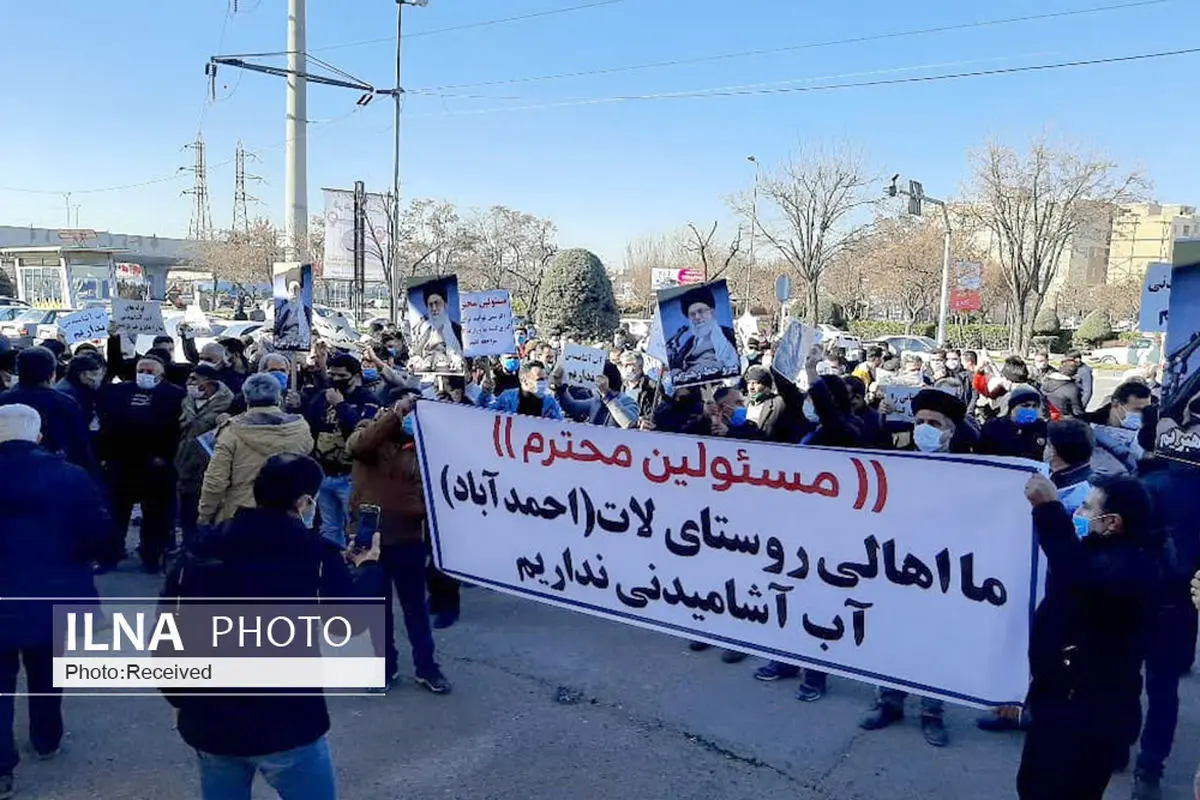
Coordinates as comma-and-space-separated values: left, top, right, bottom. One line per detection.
1032, 303, 1061, 335
534, 248, 619, 341
1073, 309, 1112, 346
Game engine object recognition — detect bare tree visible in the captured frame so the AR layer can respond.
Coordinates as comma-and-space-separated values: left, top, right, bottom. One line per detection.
394, 198, 476, 282
464, 206, 557, 315
966, 136, 1147, 349
308, 213, 325, 277
187, 218, 282, 307
734, 146, 875, 325
682, 221, 743, 282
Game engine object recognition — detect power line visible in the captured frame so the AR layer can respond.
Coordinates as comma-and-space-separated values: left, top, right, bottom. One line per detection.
230, 0, 630, 58
409, 46, 1200, 115
415, 0, 1171, 91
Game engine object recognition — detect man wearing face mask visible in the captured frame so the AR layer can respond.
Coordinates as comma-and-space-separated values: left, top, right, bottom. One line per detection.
978, 384, 1049, 462
96, 353, 186, 572
305, 354, 381, 548
0, 346, 99, 482
173, 365, 234, 545
190, 341, 246, 395
557, 361, 639, 429
347, 395, 452, 694
199, 374, 314, 529
1017, 472, 1161, 799
743, 365, 795, 443
165, 453, 379, 800
479, 362, 563, 420
1083, 381, 1156, 477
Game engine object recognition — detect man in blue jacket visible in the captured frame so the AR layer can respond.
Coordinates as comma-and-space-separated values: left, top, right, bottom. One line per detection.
556, 361, 638, 428
0, 347, 99, 482
0, 404, 110, 800
478, 361, 562, 420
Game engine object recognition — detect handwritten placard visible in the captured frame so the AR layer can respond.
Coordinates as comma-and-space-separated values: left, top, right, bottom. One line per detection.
413, 401, 1042, 707
771, 320, 823, 388
461, 290, 515, 358
562, 344, 608, 391
112, 299, 167, 337
57, 307, 110, 345
883, 384, 958, 423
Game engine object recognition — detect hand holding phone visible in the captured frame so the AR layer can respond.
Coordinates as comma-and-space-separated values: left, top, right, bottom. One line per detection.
355, 504, 381, 550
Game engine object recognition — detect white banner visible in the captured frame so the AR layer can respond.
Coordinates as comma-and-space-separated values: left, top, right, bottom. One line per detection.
413, 402, 1041, 707
57, 307, 110, 345
561, 343, 607, 390
771, 320, 823, 389
882, 384, 958, 423
461, 290, 515, 357
112, 299, 167, 337
321, 189, 390, 282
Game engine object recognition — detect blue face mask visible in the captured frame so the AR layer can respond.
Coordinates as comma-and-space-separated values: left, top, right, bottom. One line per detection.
729, 407, 748, 427
387, 347, 399, 358
401, 414, 414, 437
362, 368, 380, 382
269, 371, 289, 390
1013, 406, 1040, 426
1121, 411, 1143, 431
502, 357, 520, 373
1072, 511, 1091, 540
299, 496, 316, 529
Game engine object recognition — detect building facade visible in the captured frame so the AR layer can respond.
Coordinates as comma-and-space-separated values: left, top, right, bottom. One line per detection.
1107, 203, 1200, 284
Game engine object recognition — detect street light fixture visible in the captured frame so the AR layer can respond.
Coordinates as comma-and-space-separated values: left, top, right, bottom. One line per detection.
389, 0, 429, 322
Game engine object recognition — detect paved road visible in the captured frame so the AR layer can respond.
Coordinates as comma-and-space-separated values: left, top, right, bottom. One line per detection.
8, 566, 1200, 800
1090, 370, 1127, 412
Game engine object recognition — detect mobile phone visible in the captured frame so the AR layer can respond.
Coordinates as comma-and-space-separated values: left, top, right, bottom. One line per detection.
355, 504, 381, 549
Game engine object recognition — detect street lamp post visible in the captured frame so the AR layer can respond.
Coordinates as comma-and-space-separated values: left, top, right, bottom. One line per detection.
390, 0, 429, 324
887, 176, 953, 345
746, 155, 760, 315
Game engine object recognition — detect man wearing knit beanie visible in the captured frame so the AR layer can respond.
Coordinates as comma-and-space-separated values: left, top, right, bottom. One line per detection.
0, 347, 98, 481
0, 404, 110, 800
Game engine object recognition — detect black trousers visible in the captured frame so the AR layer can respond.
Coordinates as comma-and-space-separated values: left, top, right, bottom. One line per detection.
0, 645, 62, 777
1136, 603, 1200, 780
105, 464, 177, 568
426, 542, 460, 617
1017, 707, 1124, 800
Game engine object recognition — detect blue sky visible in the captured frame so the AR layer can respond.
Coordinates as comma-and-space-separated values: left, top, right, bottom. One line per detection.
2, 0, 1198, 268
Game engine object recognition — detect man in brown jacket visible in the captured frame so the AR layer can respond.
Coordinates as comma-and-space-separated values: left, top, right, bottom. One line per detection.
347, 395, 450, 694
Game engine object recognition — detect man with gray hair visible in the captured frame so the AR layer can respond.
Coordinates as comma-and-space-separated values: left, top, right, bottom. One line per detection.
0, 404, 109, 798
198, 373, 314, 527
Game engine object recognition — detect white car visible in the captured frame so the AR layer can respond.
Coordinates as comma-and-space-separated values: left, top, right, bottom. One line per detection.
1, 308, 73, 348
867, 334, 940, 362
1085, 337, 1161, 367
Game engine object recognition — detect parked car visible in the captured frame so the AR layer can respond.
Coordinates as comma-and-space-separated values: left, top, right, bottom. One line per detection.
1085, 336, 1161, 367
0, 308, 73, 348
866, 334, 940, 362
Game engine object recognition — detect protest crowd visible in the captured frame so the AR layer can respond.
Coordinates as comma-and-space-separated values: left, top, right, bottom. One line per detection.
0, 271, 1197, 800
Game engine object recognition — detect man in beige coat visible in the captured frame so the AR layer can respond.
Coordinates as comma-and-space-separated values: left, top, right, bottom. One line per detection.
197, 373, 314, 527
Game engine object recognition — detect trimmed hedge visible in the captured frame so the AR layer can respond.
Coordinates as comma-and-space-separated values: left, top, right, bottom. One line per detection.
848, 321, 1012, 350
849, 321, 936, 340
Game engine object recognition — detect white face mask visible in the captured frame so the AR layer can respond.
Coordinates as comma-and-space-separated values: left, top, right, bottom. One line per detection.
187, 385, 207, 401
534, 379, 548, 396
298, 496, 317, 529
914, 422, 950, 453
135, 373, 159, 391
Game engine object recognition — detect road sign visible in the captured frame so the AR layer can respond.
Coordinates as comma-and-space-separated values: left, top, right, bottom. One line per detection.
677, 268, 703, 285
57, 229, 97, 245
775, 274, 791, 303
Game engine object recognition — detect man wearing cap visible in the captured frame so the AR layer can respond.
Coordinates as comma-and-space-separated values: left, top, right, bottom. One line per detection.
664, 285, 740, 383
0, 404, 110, 800
0, 346, 99, 481
96, 352, 186, 572
978, 384, 1049, 462
174, 364, 235, 545
744, 365, 796, 443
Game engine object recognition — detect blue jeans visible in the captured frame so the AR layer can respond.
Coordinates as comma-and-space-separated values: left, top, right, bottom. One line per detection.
378, 543, 438, 678
196, 737, 336, 800
316, 475, 352, 548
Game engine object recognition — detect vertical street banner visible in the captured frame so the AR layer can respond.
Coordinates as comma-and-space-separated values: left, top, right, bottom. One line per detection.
461, 290, 515, 358
406, 275, 464, 375
949, 261, 983, 313
1158, 240, 1200, 465
322, 188, 390, 283
657, 279, 741, 389
413, 402, 1042, 706
272, 262, 313, 352
1139, 262, 1172, 334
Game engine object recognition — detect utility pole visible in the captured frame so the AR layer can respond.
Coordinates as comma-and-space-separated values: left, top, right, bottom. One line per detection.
183, 136, 213, 240
887, 175, 953, 345
61, 193, 72, 228
745, 155, 760, 315
389, 0, 428, 322
284, 0, 308, 262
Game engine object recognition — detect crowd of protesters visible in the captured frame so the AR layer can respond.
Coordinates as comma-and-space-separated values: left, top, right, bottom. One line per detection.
0, 314, 1195, 800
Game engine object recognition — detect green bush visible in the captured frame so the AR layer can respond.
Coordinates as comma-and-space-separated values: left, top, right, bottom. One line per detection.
1117, 331, 1142, 343
848, 321, 1011, 350
1073, 310, 1113, 347
534, 248, 619, 340
1032, 304, 1061, 335
849, 320, 937, 340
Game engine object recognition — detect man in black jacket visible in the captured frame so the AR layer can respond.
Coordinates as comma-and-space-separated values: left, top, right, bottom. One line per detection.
96, 353, 186, 572
743, 365, 797, 443
1017, 472, 1161, 799
1041, 356, 1086, 418
163, 454, 374, 800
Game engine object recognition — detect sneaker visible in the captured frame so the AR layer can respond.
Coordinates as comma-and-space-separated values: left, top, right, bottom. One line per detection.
921, 716, 948, 748
688, 641, 711, 652
795, 682, 825, 702
859, 703, 903, 731
754, 661, 800, 682
415, 669, 452, 695
0, 774, 12, 800
34, 746, 61, 762
720, 650, 747, 664
366, 672, 401, 695
1131, 773, 1162, 800
432, 612, 459, 630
